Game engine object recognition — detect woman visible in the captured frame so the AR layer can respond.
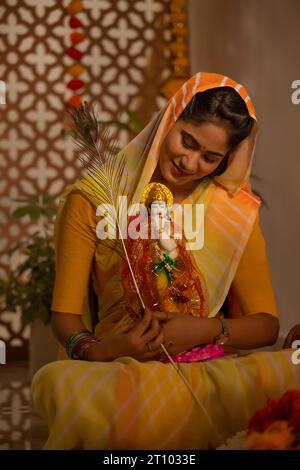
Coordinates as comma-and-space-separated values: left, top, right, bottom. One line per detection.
32, 72, 300, 449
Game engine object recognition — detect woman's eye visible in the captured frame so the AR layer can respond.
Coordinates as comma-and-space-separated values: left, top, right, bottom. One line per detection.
203, 154, 215, 164
182, 138, 194, 149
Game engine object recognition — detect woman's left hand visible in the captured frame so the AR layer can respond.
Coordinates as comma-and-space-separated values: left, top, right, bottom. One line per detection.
152, 311, 208, 356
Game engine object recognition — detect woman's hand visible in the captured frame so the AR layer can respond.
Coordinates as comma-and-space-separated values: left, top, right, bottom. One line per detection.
153, 311, 209, 356
86, 309, 165, 362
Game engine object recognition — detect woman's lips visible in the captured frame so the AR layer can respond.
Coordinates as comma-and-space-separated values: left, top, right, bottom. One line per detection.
170, 160, 191, 178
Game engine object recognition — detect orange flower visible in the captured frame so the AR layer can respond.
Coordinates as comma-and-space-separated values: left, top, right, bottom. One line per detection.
67, 64, 85, 77
171, 57, 189, 67
68, 95, 82, 108
171, 26, 187, 37
169, 42, 186, 55
246, 421, 295, 450
70, 32, 85, 45
290, 398, 300, 433
171, 0, 186, 9
278, 390, 300, 419
161, 78, 186, 99
247, 398, 279, 433
170, 12, 186, 22
67, 0, 83, 15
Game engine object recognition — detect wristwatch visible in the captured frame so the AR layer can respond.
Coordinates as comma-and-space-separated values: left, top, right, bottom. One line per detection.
213, 318, 230, 345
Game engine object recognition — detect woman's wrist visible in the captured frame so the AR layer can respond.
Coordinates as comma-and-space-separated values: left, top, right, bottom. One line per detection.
65, 329, 98, 360
191, 317, 223, 346
85, 339, 115, 362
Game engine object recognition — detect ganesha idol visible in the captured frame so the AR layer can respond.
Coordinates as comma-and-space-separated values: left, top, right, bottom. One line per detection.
122, 182, 224, 363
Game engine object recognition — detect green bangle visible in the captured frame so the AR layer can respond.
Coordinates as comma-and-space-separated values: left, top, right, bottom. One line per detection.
66, 329, 97, 360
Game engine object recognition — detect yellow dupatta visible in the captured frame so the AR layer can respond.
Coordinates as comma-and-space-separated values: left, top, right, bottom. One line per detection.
55, 72, 260, 331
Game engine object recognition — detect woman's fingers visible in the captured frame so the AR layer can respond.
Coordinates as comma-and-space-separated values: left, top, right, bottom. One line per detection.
113, 314, 135, 334
143, 317, 161, 343
132, 308, 153, 335
152, 311, 175, 322
128, 310, 171, 359
147, 330, 164, 351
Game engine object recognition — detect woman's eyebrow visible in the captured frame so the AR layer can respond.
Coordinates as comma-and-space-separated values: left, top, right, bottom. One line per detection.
182, 130, 225, 158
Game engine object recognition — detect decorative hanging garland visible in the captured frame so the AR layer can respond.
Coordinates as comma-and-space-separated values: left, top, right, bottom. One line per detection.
161, 0, 190, 98
65, 0, 85, 109
64, 0, 189, 107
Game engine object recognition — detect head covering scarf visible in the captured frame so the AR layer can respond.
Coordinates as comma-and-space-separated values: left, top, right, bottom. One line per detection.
56, 72, 260, 326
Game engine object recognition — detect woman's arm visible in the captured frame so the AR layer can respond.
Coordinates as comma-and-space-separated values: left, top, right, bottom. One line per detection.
153, 312, 279, 355
215, 312, 279, 348
52, 309, 165, 362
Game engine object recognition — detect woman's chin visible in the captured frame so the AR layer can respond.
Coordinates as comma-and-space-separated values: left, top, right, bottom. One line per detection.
161, 168, 187, 187
165, 173, 189, 187
159, 163, 198, 188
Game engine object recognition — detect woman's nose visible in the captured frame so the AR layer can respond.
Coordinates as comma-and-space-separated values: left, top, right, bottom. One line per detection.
182, 152, 199, 174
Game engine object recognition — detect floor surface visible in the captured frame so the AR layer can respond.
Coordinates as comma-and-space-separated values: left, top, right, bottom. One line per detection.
0, 361, 48, 450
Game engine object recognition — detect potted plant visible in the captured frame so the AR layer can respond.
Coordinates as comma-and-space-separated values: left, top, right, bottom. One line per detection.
2, 194, 58, 377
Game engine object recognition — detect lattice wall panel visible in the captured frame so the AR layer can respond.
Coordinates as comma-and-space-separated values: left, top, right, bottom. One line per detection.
0, 0, 172, 353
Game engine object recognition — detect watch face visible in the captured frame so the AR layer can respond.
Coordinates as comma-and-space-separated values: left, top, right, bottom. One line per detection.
218, 336, 229, 345
215, 336, 226, 345
215, 332, 229, 345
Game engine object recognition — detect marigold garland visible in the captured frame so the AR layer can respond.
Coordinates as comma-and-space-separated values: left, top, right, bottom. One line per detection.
161, 0, 190, 99
65, 0, 85, 109
246, 389, 300, 450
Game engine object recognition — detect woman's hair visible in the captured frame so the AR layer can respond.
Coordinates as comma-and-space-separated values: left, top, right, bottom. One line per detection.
179, 87, 255, 176
180, 87, 254, 148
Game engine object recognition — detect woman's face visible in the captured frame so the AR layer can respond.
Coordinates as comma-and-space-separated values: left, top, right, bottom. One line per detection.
157, 120, 230, 188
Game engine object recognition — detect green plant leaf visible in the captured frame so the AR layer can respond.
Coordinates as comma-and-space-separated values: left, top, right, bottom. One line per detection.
22, 303, 36, 325
42, 194, 56, 204
7, 240, 26, 256
41, 207, 57, 218
38, 302, 51, 325
5, 193, 58, 324
12, 205, 41, 220
0, 279, 5, 296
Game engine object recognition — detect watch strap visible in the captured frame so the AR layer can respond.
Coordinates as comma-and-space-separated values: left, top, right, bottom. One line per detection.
213, 317, 230, 345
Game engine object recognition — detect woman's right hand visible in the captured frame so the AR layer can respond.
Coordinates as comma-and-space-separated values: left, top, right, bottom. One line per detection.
86, 308, 164, 362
